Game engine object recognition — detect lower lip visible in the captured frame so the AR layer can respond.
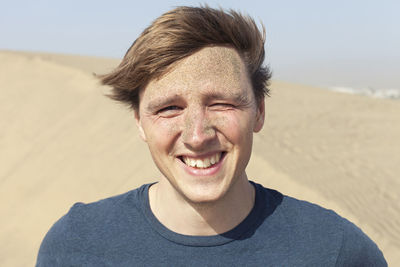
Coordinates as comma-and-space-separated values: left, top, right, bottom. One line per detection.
178, 154, 225, 177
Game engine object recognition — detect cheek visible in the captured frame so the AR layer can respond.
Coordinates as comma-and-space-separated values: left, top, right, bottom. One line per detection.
214, 115, 236, 133
164, 119, 181, 136
213, 112, 251, 142
144, 118, 180, 148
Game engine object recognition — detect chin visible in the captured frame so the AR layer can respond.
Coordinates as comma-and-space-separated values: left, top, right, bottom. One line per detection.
178, 181, 230, 205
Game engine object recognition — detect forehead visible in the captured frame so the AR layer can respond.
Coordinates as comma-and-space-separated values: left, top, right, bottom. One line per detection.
176, 46, 244, 82
141, 46, 251, 100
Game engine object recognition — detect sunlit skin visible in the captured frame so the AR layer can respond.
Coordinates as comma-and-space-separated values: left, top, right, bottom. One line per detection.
135, 46, 265, 235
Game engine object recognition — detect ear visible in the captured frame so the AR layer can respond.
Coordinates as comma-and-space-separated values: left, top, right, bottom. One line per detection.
253, 97, 265, 133
134, 109, 147, 142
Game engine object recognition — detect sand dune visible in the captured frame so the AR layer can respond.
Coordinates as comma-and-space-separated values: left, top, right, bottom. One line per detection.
0, 51, 399, 266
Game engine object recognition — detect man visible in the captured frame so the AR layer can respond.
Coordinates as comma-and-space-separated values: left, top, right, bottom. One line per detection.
37, 6, 386, 266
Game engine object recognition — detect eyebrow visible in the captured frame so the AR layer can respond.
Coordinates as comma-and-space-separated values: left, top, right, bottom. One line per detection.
145, 90, 252, 112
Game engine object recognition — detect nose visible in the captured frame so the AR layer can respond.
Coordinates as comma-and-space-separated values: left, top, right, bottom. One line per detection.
181, 107, 216, 150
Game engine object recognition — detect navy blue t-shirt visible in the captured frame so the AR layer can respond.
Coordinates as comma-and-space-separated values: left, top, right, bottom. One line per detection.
36, 182, 387, 266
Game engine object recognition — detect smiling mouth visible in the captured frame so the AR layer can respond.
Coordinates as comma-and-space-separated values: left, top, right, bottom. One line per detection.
179, 152, 224, 169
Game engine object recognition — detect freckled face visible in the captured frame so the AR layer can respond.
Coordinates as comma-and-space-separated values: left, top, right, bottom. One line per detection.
136, 46, 264, 203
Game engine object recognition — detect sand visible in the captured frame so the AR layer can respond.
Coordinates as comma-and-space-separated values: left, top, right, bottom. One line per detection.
1, 50, 399, 266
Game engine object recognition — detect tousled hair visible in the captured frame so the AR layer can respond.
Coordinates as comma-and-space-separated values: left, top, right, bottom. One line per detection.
99, 6, 271, 111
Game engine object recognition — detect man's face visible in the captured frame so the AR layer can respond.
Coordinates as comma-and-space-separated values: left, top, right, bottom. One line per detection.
136, 46, 264, 204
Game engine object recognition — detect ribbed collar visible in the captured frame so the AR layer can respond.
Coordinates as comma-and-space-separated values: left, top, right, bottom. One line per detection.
138, 181, 273, 247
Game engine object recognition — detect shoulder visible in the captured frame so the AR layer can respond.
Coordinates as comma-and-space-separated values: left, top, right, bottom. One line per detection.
61, 186, 143, 233
335, 216, 387, 266
256, 185, 344, 228
277, 194, 387, 266
36, 185, 148, 266
279, 195, 344, 226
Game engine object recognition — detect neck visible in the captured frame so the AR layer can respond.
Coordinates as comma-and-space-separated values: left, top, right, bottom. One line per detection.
148, 177, 255, 236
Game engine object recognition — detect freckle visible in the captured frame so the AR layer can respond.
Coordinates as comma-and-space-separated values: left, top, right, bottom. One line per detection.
203, 118, 214, 136
168, 124, 179, 135
182, 111, 196, 138
214, 116, 229, 128
161, 119, 179, 136
185, 117, 193, 131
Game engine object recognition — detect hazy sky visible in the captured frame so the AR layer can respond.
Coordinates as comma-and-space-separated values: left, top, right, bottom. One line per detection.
1, 0, 399, 88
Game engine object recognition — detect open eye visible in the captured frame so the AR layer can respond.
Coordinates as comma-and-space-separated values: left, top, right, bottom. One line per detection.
157, 106, 182, 117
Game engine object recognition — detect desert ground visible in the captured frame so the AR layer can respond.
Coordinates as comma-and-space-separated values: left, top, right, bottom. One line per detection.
1, 50, 399, 266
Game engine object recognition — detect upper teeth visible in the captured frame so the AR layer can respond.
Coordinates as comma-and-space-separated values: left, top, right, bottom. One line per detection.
182, 153, 221, 168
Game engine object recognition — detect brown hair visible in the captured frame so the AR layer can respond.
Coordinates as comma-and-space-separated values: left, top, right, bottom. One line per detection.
99, 6, 271, 111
